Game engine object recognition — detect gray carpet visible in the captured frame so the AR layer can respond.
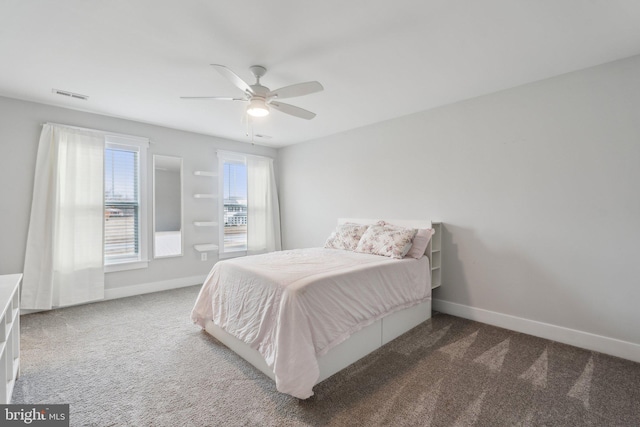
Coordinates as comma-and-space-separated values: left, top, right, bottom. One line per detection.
13, 286, 640, 426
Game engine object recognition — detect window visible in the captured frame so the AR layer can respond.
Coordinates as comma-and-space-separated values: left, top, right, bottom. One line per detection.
218, 150, 281, 258
219, 153, 248, 255
104, 135, 148, 271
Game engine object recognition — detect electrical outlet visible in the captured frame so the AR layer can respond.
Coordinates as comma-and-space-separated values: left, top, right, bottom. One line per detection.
201, 253, 207, 261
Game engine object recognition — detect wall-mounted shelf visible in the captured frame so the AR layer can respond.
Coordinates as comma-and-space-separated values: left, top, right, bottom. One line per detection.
194, 171, 217, 177
194, 244, 219, 252
194, 221, 218, 227
193, 171, 217, 252
430, 222, 442, 289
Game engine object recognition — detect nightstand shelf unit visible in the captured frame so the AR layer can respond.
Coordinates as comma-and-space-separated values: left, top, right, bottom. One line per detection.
430, 222, 442, 289
0, 274, 21, 404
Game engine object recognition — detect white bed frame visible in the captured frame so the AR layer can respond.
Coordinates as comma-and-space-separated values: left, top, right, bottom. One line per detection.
203, 219, 440, 392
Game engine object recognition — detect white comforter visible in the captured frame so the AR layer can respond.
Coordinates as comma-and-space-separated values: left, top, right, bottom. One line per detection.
191, 248, 430, 399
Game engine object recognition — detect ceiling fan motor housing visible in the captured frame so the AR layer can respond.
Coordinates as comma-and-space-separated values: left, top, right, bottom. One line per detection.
249, 65, 267, 79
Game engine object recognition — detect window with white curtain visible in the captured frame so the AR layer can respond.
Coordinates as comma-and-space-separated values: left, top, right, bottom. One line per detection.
217, 151, 281, 258
22, 124, 149, 310
104, 135, 148, 271
219, 152, 248, 256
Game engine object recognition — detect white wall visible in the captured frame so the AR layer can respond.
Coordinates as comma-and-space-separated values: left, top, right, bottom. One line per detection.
155, 169, 181, 232
278, 55, 640, 359
0, 96, 276, 295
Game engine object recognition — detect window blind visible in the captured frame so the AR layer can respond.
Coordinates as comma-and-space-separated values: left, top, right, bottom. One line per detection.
104, 147, 140, 262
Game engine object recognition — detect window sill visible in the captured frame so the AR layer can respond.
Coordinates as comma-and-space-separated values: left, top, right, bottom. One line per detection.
105, 260, 149, 273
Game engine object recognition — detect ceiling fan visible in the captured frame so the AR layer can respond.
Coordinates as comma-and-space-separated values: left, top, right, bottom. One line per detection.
181, 64, 323, 120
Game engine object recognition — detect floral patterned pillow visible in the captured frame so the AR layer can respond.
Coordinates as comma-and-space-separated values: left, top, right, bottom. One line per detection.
404, 228, 435, 259
355, 222, 418, 259
324, 223, 370, 251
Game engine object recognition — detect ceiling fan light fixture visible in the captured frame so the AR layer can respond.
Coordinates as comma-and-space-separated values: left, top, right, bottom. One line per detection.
247, 99, 270, 117
182, 65, 322, 120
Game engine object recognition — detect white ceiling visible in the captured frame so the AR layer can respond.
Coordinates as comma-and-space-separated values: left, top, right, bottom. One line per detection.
2, 1, 640, 147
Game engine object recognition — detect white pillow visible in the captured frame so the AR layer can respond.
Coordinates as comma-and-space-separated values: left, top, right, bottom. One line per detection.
404, 228, 435, 259
324, 223, 369, 251
355, 223, 417, 259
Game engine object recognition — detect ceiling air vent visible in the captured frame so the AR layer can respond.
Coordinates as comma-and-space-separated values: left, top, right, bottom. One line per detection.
52, 89, 89, 101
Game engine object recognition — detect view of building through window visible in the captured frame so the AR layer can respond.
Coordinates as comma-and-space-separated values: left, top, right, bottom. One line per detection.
223, 162, 247, 252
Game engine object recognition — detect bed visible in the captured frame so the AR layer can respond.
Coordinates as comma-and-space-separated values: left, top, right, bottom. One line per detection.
191, 218, 441, 399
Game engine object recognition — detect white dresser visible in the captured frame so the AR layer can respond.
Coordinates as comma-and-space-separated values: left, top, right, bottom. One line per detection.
0, 274, 21, 403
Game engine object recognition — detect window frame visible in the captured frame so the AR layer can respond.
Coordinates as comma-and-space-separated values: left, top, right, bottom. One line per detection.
104, 134, 149, 273
218, 151, 248, 259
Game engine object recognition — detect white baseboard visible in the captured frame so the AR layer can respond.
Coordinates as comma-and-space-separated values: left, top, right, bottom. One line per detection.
21, 276, 207, 315
433, 298, 640, 364
104, 275, 207, 300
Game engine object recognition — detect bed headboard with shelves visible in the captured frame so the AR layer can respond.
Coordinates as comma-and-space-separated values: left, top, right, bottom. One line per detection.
337, 218, 442, 289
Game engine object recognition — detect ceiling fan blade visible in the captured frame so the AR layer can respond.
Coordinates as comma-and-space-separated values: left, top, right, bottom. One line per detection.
210, 64, 254, 94
270, 101, 316, 120
268, 81, 323, 99
180, 96, 244, 101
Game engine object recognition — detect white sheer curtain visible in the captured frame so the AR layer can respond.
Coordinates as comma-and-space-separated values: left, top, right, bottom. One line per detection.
246, 155, 281, 255
22, 124, 105, 310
